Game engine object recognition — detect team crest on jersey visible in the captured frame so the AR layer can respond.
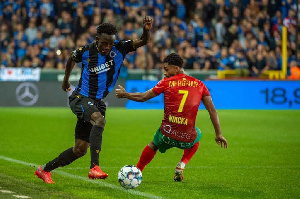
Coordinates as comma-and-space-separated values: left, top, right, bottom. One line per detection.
110, 50, 116, 58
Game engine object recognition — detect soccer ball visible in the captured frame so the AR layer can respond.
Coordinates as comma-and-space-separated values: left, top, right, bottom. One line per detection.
118, 165, 142, 189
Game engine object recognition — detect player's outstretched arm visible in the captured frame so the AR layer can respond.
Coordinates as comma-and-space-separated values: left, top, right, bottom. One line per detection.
132, 16, 153, 49
115, 85, 157, 102
62, 56, 75, 92
202, 96, 228, 148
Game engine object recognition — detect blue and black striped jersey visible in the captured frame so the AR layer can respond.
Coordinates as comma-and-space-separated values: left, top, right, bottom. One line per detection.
71, 40, 135, 99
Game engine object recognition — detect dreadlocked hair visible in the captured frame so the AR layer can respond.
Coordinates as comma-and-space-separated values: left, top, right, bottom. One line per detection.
163, 53, 184, 68
96, 23, 117, 35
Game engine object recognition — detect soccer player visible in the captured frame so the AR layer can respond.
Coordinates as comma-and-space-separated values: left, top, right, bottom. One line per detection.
35, 17, 153, 184
115, 53, 228, 181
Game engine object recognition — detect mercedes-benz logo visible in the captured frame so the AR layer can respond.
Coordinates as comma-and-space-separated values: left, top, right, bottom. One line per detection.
16, 82, 39, 106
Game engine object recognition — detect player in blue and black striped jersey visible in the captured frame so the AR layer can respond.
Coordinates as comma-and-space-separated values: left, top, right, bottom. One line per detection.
35, 17, 153, 183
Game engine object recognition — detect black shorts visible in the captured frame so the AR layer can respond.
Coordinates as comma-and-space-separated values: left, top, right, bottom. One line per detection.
69, 91, 106, 142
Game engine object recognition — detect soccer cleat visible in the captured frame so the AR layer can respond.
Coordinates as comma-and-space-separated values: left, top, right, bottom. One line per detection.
174, 162, 184, 182
88, 165, 108, 179
35, 166, 54, 184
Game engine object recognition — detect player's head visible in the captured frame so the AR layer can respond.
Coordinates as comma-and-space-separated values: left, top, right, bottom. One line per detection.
163, 53, 184, 78
95, 23, 117, 55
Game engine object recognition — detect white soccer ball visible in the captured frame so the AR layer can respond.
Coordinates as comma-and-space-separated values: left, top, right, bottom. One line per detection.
118, 165, 142, 189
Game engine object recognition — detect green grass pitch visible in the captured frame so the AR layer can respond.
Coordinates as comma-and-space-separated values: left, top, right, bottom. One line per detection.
0, 108, 299, 199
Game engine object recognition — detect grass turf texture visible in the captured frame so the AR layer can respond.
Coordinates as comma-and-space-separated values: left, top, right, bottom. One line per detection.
0, 108, 299, 199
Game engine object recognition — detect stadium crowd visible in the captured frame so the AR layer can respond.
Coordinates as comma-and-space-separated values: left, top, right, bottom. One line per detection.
0, 0, 299, 78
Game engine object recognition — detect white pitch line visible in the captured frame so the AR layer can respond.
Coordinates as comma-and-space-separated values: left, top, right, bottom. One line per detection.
0, 155, 163, 199
0, 190, 14, 193
12, 195, 31, 199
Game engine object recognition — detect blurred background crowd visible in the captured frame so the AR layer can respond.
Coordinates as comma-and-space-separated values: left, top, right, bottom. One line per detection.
0, 0, 299, 78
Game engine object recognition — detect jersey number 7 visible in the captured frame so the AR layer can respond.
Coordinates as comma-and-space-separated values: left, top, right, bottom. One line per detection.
178, 90, 189, 112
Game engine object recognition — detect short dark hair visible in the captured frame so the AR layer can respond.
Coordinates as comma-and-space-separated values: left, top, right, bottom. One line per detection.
163, 53, 184, 68
96, 23, 117, 35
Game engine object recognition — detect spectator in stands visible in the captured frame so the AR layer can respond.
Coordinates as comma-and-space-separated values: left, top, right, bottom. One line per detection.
215, 17, 226, 46
75, 16, 89, 41
49, 28, 64, 49
16, 41, 27, 62
0, 53, 8, 68
224, 24, 238, 47
203, 0, 215, 28
256, 9, 269, 30
39, 0, 55, 19
219, 47, 231, 70
31, 30, 44, 48
262, 21, 274, 49
257, 31, 268, 47
58, 11, 73, 37
194, 1, 204, 17
32, 56, 42, 68
43, 22, 54, 39
289, 61, 300, 80
3, 3, 13, 21
195, 18, 209, 42
248, 0, 260, 19
135, 46, 154, 70
27, 7, 38, 21
292, 0, 300, 19
288, 24, 296, 47
5, 46, 17, 67
55, 0, 73, 17
176, 0, 186, 20
154, 24, 169, 48
102, 9, 115, 25
0, 24, 10, 53
233, 50, 249, 77
266, 50, 279, 71
283, 9, 296, 33
228, 47, 237, 67
25, 18, 38, 45
231, 6, 242, 25
196, 49, 215, 71
22, 59, 32, 68
43, 49, 57, 69
251, 53, 268, 77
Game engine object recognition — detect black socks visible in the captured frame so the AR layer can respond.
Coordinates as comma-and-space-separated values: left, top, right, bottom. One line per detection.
89, 125, 104, 168
43, 125, 104, 171
43, 147, 79, 172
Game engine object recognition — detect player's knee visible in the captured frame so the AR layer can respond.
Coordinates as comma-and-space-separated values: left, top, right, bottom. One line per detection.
73, 147, 87, 157
91, 112, 106, 127
94, 116, 106, 127
148, 141, 158, 151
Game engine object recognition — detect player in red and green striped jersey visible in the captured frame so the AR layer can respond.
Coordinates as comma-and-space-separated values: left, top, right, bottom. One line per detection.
116, 53, 228, 181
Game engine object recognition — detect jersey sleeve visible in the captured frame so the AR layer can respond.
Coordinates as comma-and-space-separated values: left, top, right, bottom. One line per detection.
201, 83, 211, 99
115, 40, 136, 57
152, 79, 166, 95
71, 45, 88, 63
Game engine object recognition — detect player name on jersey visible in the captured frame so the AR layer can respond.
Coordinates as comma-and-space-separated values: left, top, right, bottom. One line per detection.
169, 115, 188, 125
169, 79, 199, 88
89, 60, 114, 74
